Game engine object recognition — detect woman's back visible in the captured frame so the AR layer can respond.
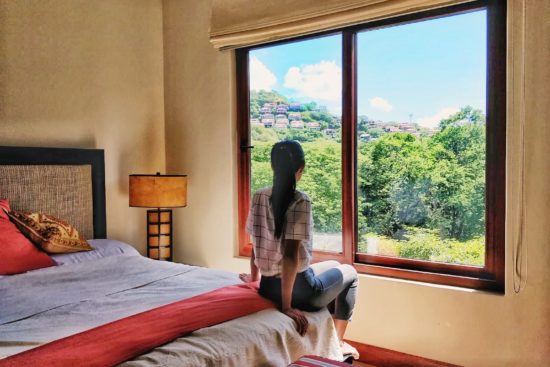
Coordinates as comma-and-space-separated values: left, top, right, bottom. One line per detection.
246, 187, 313, 277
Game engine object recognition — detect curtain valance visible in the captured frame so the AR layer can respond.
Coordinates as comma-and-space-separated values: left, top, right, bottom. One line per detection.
210, 0, 475, 50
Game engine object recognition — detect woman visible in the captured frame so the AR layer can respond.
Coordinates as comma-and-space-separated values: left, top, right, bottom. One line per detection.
240, 140, 359, 359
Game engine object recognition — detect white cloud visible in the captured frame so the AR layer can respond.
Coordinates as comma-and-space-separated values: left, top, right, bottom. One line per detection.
249, 56, 277, 91
283, 61, 342, 102
416, 107, 460, 128
369, 97, 393, 112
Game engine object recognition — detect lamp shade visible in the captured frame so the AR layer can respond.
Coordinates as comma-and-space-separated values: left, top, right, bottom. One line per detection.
129, 174, 187, 208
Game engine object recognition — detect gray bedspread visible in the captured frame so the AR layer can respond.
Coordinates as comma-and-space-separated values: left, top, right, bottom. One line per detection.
0, 255, 239, 357
0, 253, 342, 366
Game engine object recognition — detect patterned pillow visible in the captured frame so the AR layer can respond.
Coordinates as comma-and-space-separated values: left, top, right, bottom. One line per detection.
7, 211, 94, 254
0, 199, 55, 275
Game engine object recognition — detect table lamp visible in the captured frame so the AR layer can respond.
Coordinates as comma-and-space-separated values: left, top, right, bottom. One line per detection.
129, 173, 187, 261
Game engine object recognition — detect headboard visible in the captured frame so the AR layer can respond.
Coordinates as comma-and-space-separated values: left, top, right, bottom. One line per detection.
0, 146, 106, 239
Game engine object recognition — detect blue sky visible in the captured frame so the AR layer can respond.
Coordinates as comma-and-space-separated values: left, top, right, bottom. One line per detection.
249, 9, 487, 128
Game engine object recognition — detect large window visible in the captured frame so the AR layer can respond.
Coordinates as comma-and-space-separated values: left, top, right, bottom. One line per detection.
237, 0, 505, 291
248, 35, 343, 254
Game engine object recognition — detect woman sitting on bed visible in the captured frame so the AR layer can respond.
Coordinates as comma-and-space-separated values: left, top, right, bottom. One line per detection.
240, 140, 359, 359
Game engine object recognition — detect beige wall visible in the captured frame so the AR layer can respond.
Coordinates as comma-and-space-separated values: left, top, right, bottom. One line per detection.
1, 0, 548, 365
0, 0, 165, 253
163, 0, 550, 366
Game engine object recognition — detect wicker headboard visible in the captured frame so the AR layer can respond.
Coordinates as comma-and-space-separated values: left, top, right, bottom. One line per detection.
0, 146, 106, 239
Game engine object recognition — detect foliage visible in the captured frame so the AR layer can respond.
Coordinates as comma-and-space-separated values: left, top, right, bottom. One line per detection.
357, 107, 486, 243
252, 140, 342, 233
358, 227, 485, 266
250, 89, 487, 266
251, 125, 279, 142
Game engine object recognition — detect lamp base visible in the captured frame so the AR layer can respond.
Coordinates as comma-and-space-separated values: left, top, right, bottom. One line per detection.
146, 209, 173, 261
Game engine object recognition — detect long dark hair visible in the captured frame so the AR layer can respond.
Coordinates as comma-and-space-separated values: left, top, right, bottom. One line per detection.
271, 140, 305, 239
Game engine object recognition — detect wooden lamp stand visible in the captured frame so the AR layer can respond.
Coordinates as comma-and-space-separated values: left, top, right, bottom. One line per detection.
147, 209, 173, 261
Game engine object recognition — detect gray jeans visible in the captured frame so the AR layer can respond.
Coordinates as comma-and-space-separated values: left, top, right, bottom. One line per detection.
259, 260, 358, 320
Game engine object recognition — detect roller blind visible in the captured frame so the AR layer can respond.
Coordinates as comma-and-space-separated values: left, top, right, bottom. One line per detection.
210, 0, 475, 50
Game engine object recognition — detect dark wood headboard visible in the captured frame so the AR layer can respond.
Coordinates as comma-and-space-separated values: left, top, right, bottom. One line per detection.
0, 146, 106, 239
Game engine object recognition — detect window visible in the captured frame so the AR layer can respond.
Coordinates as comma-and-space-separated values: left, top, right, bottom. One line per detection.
237, 0, 505, 291
248, 35, 344, 254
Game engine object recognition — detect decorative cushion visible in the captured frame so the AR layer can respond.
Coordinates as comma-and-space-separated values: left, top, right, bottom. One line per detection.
0, 199, 9, 219
7, 210, 94, 254
0, 199, 56, 275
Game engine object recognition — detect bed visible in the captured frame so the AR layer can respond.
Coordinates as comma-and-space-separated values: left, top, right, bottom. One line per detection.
0, 146, 342, 367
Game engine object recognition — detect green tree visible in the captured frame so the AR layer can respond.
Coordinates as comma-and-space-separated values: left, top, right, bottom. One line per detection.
251, 125, 279, 142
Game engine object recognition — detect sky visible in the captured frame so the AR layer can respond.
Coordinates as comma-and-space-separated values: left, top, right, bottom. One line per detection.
249, 9, 487, 128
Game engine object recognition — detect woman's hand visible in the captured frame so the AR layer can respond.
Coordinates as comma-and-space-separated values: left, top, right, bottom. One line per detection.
282, 307, 309, 336
239, 273, 255, 283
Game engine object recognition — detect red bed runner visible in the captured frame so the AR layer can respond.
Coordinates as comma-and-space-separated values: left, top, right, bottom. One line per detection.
0, 282, 274, 367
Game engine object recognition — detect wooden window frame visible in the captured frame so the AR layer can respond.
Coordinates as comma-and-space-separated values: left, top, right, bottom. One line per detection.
237, 0, 506, 292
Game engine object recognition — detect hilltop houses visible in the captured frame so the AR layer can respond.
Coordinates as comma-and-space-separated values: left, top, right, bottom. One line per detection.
253, 101, 433, 138
254, 102, 325, 131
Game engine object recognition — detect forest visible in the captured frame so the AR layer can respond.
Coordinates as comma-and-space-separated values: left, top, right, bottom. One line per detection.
250, 91, 486, 266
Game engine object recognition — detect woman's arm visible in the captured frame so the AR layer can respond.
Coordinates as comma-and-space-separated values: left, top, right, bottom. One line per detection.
239, 249, 260, 283
281, 239, 300, 311
250, 248, 259, 281
281, 239, 308, 336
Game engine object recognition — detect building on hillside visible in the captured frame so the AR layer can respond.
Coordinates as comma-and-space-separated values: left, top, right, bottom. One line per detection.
290, 120, 304, 129
306, 121, 321, 130
263, 102, 277, 109
288, 103, 303, 111
250, 118, 261, 125
275, 118, 289, 126
288, 112, 301, 120
276, 114, 287, 120
261, 118, 274, 127
274, 121, 289, 129
384, 126, 400, 133
261, 113, 274, 120
398, 123, 417, 133
276, 106, 288, 113
359, 133, 372, 142
260, 107, 271, 113
324, 128, 337, 137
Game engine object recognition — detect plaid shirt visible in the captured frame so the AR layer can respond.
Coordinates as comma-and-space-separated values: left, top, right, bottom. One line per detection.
246, 187, 313, 277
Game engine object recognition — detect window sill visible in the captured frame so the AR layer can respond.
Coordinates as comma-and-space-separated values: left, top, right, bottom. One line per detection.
354, 262, 504, 294
238, 243, 504, 293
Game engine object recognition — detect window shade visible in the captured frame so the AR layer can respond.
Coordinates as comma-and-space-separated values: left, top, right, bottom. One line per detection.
210, 0, 475, 50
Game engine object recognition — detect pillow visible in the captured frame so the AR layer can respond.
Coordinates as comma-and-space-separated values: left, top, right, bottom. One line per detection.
51, 239, 139, 265
0, 199, 55, 275
7, 211, 94, 254
0, 199, 9, 219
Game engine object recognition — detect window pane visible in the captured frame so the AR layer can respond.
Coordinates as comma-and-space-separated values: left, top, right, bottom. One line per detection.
356, 10, 487, 266
249, 35, 343, 252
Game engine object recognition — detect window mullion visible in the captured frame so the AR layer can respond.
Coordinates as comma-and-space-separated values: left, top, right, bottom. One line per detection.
236, 49, 252, 257
342, 31, 357, 265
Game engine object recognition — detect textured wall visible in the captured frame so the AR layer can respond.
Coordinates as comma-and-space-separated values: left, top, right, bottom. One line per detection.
0, 0, 166, 254
163, 0, 550, 366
